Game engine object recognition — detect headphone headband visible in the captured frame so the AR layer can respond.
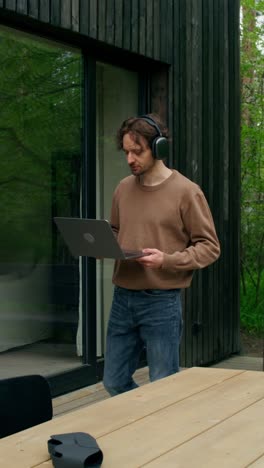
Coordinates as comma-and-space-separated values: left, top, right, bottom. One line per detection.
138, 115, 162, 136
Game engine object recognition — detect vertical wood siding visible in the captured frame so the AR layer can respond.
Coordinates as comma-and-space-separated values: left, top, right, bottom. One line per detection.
0, 0, 240, 367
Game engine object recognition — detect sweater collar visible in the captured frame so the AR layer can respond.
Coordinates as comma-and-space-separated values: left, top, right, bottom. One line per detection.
135, 169, 177, 191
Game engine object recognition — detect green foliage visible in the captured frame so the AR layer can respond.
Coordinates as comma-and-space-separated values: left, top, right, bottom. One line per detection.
240, 277, 264, 335
0, 28, 82, 263
240, 0, 264, 330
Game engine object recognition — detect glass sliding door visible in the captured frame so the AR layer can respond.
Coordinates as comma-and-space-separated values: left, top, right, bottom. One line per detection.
0, 26, 84, 379
96, 63, 139, 357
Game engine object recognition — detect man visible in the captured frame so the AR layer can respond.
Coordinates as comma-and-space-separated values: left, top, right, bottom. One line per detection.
103, 113, 220, 396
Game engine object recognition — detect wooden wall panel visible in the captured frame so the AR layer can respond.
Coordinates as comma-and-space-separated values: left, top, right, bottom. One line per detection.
39, 0, 50, 23
50, 0, 60, 27
16, 0, 27, 15
228, 0, 241, 354
131, 0, 139, 54
0, 0, 241, 368
5, 0, 16, 10
89, 0, 97, 39
28, 0, 39, 19
79, 0, 89, 35
61, 0, 72, 30
106, 0, 115, 45
123, 0, 131, 51
71, 0, 79, 32
139, 0, 146, 56
153, 0, 160, 61
114, 0, 123, 47
172, 0, 241, 367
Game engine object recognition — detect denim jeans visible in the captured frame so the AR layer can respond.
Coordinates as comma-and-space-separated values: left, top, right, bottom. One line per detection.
103, 286, 183, 396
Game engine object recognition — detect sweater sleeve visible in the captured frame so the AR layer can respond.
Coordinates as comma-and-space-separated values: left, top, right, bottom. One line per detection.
162, 190, 220, 272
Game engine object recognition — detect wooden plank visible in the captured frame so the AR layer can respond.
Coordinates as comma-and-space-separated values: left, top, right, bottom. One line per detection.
171, 0, 179, 161
191, 0, 202, 184
38, 370, 264, 468
89, 0, 97, 39
192, 273, 203, 366
53, 367, 150, 415
28, 0, 39, 18
139, 0, 146, 56
106, 0, 115, 44
181, 0, 193, 366
39, 0, 50, 22
190, 0, 203, 366
147, 398, 264, 467
151, 69, 168, 124
55, 367, 165, 415
53, 382, 106, 410
98, 0, 106, 42
146, 0, 153, 57
222, 0, 231, 359
123, 0, 131, 50
53, 386, 109, 415
214, 0, 228, 362
166, 0, 173, 63
5, 0, 16, 10
16, 0, 27, 14
177, 0, 187, 175
228, 0, 240, 355
217, 0, 225, 363
71, 0, 79, 32
79, 0, 88, 35
206, 0, 216, 359
153, 0, 160, 60
202, 0, 215, 365
160, 0, 168, 62
114, 0, 123, 47
131, 0, 139, 53
212, 0, 221, 364
250, 456, 264, 467
0, 368, 244, 467
96, 377, 264, 468
197, 272, 204, 366
227, 0, 237, 356
185, 0, 192, 178
61, 0, 71, 29
50, 0, 60, 26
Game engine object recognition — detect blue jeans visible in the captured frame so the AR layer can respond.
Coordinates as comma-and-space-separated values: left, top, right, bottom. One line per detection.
103, 286, 183, 396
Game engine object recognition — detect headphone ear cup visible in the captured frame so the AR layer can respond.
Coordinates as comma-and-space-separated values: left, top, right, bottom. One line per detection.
151, 137, 158, 158
152, 136, 169, 159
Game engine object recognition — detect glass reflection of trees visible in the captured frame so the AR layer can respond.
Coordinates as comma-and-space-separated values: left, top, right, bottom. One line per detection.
0, 28, 82, 271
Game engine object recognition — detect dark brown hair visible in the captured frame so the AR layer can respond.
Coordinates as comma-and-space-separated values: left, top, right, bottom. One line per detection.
116, 113, 170, 150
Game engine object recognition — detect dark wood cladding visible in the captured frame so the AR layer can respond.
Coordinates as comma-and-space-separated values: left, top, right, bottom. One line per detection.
0, 0, 240, 367
176, 0, 240, 367
2, 0, 173, 62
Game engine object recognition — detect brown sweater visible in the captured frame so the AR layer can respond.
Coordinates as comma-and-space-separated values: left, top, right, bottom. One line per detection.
111, 170, 220, 289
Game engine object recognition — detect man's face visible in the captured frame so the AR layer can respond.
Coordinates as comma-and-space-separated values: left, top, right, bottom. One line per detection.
122, 132, 155, 176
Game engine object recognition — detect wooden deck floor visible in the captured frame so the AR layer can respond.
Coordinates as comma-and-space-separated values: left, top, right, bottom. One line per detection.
53, 356, 263, 417
53, 366, 150, 417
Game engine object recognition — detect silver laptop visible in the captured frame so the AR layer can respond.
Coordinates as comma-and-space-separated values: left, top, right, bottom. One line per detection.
54, 217, 148, 260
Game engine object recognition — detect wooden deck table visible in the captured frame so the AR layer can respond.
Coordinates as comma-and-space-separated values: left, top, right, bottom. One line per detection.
1, 367, 264, 467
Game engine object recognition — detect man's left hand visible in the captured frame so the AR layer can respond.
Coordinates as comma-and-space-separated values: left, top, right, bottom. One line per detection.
136, 248, 164, 269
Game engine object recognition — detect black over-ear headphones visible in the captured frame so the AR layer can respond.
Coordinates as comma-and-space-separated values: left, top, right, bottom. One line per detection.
138, 115, 169, 159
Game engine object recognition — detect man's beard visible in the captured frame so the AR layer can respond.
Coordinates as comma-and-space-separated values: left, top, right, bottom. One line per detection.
129, 166, 144, 176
